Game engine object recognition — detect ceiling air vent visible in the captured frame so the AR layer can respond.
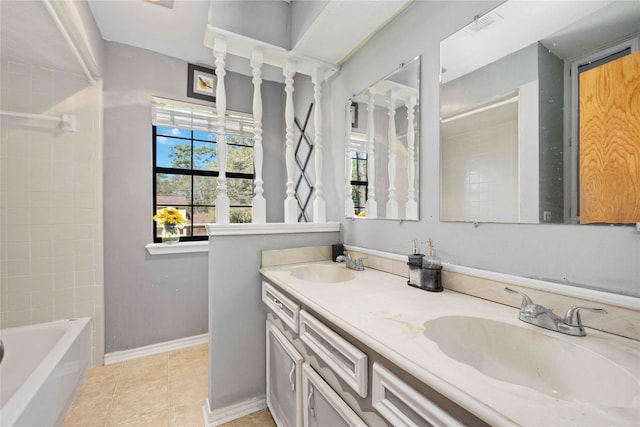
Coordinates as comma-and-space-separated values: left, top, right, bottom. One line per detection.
465, 11, 503, 34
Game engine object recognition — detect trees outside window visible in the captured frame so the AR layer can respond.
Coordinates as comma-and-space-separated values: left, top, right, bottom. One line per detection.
153, 126, 254, 242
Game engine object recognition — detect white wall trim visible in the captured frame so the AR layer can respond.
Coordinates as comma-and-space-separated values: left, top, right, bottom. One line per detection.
145, 241, 209, 255
345, 245, 640, 310
104, 333, 208, 365
202, 397, 266, 426
206, 222, 340, 236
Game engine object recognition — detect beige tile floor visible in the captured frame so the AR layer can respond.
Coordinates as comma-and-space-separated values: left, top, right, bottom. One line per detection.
63, 344, 275, 427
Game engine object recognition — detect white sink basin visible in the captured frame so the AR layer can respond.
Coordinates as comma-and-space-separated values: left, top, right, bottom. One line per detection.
290, 264, 355, 283
424, 316, 640, 408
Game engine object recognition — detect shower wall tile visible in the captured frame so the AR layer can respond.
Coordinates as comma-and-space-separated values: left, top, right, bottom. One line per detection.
7, 309, 30, 328
1, 60, 104, 365
31, 306, 53, 324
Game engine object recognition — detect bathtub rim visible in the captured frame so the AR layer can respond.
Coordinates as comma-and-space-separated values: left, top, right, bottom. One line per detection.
0, 317, 91, 426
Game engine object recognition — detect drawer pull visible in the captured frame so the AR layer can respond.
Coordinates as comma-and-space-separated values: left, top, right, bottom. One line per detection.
307, 384, 315, 417
289, 362, 296, 391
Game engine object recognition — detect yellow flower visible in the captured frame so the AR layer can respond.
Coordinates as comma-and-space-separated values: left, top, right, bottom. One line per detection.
153, 207, 186, 228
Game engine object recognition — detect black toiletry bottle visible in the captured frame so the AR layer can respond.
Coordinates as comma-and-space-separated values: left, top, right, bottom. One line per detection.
332, 244, 344, 262
407, 240, 425, 288
422, 239, 443, 292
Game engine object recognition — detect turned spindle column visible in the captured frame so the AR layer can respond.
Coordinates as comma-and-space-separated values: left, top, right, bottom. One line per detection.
251, 49, 266, 223
386, 89, 399, 219
283, 59, 297, 223
365, 88, 377, 218
405, 94, 418, 220
345, 100, 355, 217
312, 67, 326, 223
214, 39, 229, 224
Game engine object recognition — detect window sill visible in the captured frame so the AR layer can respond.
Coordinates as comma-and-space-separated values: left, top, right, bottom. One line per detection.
145, 241, 209, 255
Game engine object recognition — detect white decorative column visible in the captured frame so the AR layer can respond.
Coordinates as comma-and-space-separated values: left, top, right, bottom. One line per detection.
365, 88, 377, 218
386, 89, 399, 219
283, 59, 298, 223
251, 49, 266, 223
405, 94, 418, 220
214, 39, 230, 224
345, 100, 355, 217
311, 67, 326, 223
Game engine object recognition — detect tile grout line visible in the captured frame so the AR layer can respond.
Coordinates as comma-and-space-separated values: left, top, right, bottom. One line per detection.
104, 363, 124, 427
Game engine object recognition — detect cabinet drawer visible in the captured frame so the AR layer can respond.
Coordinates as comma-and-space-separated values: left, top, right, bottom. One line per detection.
263, 281, 300, 333
299, 310, 368, 398
302, 363, 367, 427
372, 363, 464, 427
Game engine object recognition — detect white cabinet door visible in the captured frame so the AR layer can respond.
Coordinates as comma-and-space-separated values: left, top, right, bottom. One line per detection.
302, 363, 367, 427
267, 321, 304, 427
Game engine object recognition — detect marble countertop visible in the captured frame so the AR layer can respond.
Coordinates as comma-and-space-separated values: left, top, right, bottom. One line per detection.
261, 261, 640, 427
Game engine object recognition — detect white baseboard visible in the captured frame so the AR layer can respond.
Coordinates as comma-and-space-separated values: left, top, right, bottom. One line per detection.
202, 397, 267, 426
104, 333, 208, 365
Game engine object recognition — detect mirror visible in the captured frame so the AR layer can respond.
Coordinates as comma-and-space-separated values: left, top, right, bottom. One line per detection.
346, 56, 420, 220
440, 1, 640, 224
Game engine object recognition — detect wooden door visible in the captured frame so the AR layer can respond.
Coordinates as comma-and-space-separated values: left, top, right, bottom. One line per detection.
580, 51, 640, 224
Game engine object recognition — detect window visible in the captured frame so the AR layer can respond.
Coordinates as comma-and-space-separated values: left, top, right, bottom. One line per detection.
152, 97, 254, 242
350, 151, 368, 216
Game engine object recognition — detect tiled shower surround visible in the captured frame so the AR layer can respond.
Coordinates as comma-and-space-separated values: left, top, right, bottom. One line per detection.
0, 60, 104, 363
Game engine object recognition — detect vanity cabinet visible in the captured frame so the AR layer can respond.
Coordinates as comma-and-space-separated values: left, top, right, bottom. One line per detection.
267, 321, 304, 427
262, 278, 482, 427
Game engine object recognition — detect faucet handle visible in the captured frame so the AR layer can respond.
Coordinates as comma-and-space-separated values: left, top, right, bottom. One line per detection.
504, 287, 534, 308
563, 306, 607, 327
355, 256, 367, 267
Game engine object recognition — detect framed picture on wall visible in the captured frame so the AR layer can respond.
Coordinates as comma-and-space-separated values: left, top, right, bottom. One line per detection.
187, 64, 217, 103
350, 102, 359, 128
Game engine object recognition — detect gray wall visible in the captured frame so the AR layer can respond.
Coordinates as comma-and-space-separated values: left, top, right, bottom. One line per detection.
208, 232, 339, 410
440, 43, 538, 116
209, 1, 291, 50
290, 0, 328, 48
326, 1, 640, 296
537, 43, 564, 222
103, 42, 286, 352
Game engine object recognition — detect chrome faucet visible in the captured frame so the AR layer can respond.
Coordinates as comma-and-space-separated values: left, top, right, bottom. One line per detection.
336, 254, 367, 271
504, 287, 606, 336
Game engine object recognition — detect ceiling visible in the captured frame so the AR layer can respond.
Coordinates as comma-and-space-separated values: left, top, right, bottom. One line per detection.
1, 0, 410, 82
86, 0, 410, 76
87, 0, 213, 67
441, 0, 640, 83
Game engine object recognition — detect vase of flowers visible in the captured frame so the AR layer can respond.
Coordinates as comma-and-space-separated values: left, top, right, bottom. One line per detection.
153, 207, 186, 244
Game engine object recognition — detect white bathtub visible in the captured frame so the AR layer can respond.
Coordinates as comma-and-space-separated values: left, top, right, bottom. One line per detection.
0, 318, 91, 427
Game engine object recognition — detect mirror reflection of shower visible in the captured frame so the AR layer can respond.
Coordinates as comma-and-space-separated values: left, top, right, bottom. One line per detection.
439, 0, 640, 224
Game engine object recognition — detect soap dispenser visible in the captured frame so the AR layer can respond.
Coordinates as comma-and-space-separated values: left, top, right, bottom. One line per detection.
407, 240, 425, 288
421, 238, 443, 292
